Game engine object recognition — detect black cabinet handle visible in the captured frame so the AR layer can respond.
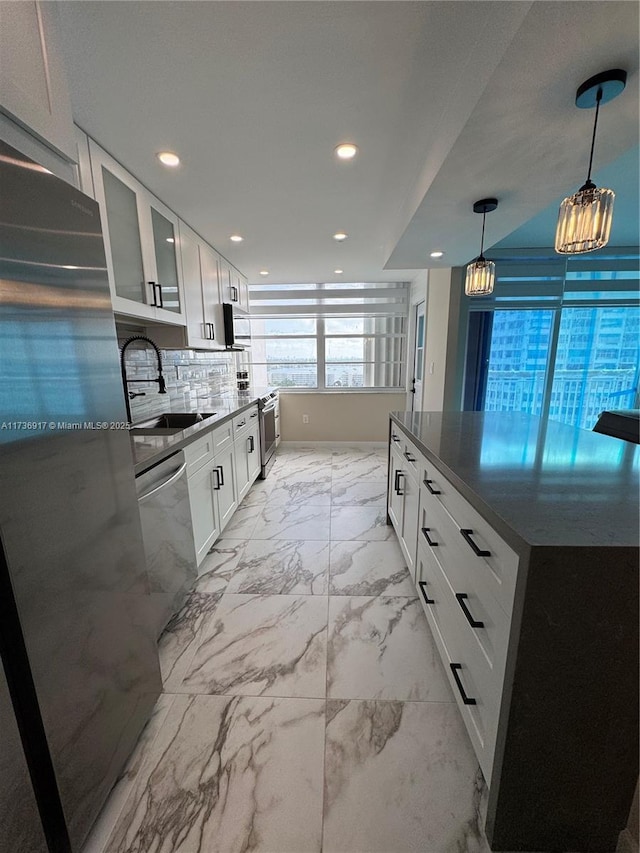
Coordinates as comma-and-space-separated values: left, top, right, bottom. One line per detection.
156, 284, 164, 308
423, 478, 441, 495
250, 412, 258, 418
276, 433, 280, 439
212, 467, 221, 490
237, 419, 246, 427
149, 281, 158, 306
217, 465, 224, 486
450, 663, 477, 705
230, 285, 238, 302
404, 449, 415, 462
418, 580, 434, 605
455, 593, 484, 628
460, 529, 490, 557
391, 434, 400, 443
421, 527, 438, 547
393, 469, 404, 495
208, 322, 215, 340
248, 435, 254, 453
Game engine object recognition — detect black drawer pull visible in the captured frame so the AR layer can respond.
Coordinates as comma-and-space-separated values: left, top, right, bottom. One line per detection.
393, 469, 404, 495
418, 580, 434, 605
423, 478, 441, 495
156, 283, 164, 308
421, 527, 438, 547
248, 435, 254, 453
217, 465, 224, 486
460, 528, 490, 557
237, 419, 246, 427
404, 449, 415, 462
250, 412, 258, 418
212, 467, 221, 490
455, 593, 484, 628
149, 281, 158, 306
391, 434, 400, 443
450, 663, 477, 705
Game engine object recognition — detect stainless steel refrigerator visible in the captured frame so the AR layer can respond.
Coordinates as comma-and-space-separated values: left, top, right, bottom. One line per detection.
0, 140, 162, 852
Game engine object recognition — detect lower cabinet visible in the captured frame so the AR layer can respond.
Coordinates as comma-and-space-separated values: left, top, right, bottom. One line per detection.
214, 443, 237, 531
387, 438, 419, 579
188, 457, 221, 565
235, 423, 261, 501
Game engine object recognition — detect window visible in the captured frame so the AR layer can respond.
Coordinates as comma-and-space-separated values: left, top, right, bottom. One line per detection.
250, 283, 407, 390
462, 249, 640, 429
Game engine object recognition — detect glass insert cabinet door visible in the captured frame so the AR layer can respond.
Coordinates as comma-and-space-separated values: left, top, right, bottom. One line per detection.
150, 207, 181, 313
101, 166, 146, 305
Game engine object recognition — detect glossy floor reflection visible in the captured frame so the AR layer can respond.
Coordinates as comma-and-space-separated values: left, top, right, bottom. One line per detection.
82, 443, 491, 853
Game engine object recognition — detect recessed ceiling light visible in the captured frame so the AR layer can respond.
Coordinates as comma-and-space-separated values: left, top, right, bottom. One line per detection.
230, 234, 243, 242
333, 232, 348, 242
157, 151, 180, 167
430, 251, 444, 258
335, 143, 358, 160
259, 269, 269, 276
334, 269, 343, 274
166, 237, 175, 243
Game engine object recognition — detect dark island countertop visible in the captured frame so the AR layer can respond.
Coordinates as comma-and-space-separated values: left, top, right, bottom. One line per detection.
390, 411, 639, 550
130, 393, 264, 475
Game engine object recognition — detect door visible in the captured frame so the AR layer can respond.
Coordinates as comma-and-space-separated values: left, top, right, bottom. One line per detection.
410, 301, 425, 411
188, 458, 221, 566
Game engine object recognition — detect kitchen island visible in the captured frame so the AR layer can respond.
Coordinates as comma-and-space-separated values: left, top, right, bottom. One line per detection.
388, 411, 638, 852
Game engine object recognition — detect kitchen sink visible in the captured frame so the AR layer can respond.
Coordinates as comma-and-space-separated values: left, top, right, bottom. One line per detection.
130, 412, 217, 435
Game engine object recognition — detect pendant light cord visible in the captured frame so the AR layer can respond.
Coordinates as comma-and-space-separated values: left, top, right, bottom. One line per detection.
479, 210, 487, 260
586, 87, 603, 184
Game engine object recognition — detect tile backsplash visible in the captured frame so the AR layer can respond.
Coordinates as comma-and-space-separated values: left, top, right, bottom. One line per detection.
117, 326, 248, 421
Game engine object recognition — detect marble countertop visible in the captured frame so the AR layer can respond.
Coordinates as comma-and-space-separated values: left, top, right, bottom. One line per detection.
391, 411, 639, 550
130, 393, 263, 475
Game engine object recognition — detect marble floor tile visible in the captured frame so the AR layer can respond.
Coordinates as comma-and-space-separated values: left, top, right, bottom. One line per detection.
104, 694, 325, 853
82, 694, 176, 853
237, 477, 275, 507
252, 505, 331, 540
158, 592, 223, 691
271, 453, 332, 480
327, 595, 454, 701
221, 503, 262, 538
226, 539, 329, 595
179, 593, 328, 698
323, 700, 490, 853
193, 539, 247, 593
331, 457, 388, 483
329, 540, 415, 596
330, 479, 388, 507
267, 477, 332, 506
330, 506, 394, 541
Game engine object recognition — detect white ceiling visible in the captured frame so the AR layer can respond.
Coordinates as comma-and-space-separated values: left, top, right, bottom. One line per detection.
56, 1, 639, 284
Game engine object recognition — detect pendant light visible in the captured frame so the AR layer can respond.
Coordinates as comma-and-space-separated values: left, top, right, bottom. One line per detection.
555, 69, 627, 255
465, 198, 498, 296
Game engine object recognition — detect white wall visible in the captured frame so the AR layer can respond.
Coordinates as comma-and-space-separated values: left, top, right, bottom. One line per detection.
280, 392, 405, 441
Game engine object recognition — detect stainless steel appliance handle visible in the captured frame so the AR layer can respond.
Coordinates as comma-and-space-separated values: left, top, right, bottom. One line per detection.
138, 462, 187, 503
261, 402, 277, 413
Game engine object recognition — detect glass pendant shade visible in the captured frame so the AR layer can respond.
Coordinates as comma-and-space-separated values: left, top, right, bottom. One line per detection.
465, 256, 495, 296
555, 183, 615, 254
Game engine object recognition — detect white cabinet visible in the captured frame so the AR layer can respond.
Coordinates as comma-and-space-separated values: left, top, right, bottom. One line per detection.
73, 126, 94, 197
90, 141, 186, 324
219, 258, 249, 312
0, 1, 75, 161
387, 430, 419, 578
188, 457, 221, 565
234, 407, 261, 501
214, 444, 237, 531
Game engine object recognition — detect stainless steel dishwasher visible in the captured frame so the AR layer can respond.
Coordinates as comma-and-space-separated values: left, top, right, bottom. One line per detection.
136, 450, 197, 638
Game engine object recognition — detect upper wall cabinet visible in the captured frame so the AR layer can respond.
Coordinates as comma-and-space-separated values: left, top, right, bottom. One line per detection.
219, 258, 250, 313
0, 1, 75, 161
90, 141, 186, 325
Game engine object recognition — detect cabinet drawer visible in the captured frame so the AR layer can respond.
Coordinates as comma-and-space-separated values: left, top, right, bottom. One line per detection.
419, 466, 518, 614
184, 432, 215, 477
416, 540, 500, 783
211, 420, 233, 454
233, 406, 257, 438
418, 496, 511, 672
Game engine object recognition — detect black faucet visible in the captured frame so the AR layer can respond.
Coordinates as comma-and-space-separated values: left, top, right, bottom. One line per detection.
120, 335, 167, 423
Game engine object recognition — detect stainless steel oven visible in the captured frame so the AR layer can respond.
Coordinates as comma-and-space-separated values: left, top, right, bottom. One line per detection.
258, 392, 278, 478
